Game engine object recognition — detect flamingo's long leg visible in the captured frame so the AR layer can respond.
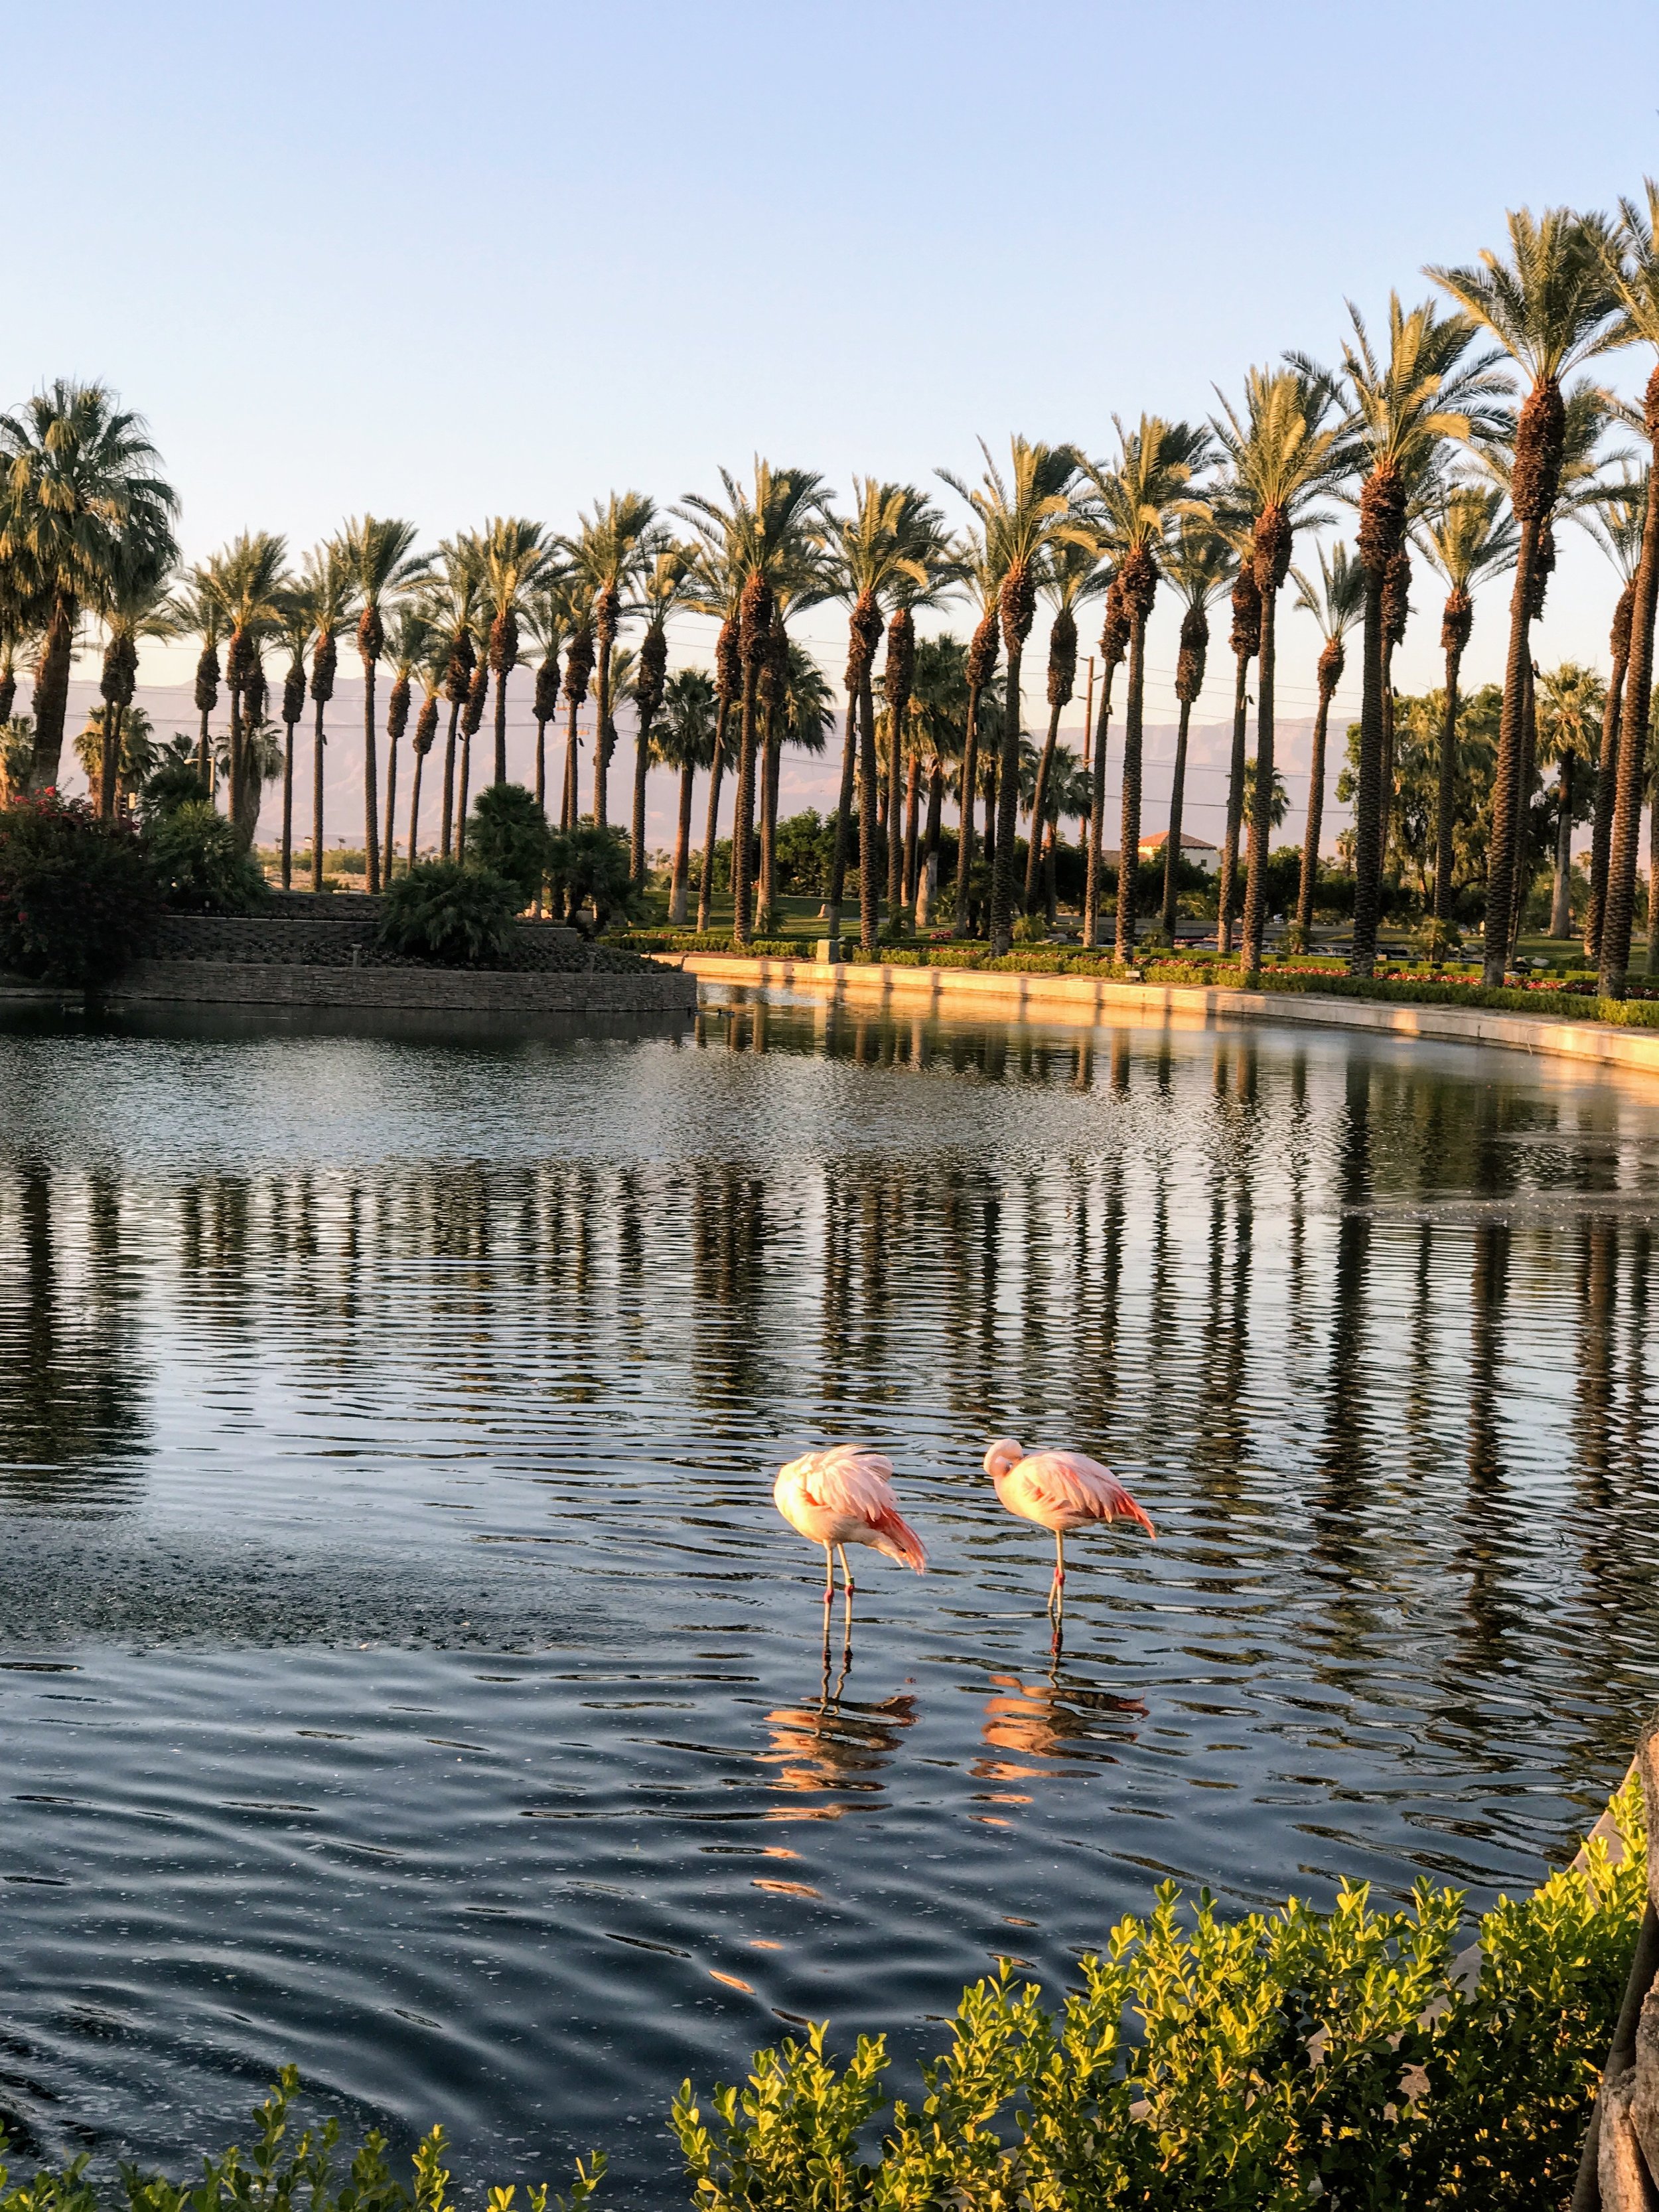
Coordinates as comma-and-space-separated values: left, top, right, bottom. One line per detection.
837, 1543, 855, 1599
823, 1543, 834, 1606
837, 1543, 855, 1668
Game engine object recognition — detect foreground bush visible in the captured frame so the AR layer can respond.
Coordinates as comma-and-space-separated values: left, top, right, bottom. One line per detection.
467, 782, 554, 906
145, 800, 267, 914
0, 792, 159, 986
378, 860, 517, 966
677, 1773, 1642, 2212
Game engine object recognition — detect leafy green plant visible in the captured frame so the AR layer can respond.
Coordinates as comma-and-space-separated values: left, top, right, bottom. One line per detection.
553, 824, 642, 932
377, 860, 518, 967
0, 791, 161, 986
467, 782, 554, 907
144, 800, 268, 914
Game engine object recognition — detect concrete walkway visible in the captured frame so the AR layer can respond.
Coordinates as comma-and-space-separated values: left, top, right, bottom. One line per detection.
680, 953, 1659, 1078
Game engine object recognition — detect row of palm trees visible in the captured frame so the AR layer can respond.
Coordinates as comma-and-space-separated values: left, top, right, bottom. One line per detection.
7, 190, 1659, 989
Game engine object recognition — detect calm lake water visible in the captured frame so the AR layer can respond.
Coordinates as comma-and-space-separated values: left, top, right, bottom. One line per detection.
1, 993, 1657, 2198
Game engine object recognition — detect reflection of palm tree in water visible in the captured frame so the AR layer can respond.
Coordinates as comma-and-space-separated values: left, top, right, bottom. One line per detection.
758, 1685, 918, 1796
975, 1669, 1145, 1778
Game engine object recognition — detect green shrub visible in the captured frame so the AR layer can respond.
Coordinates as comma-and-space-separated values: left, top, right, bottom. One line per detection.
377, 860, 517, 966
467, 783, 553, 906
676, 1773, 1643, 2212
0, 792, 160, 986
553, 824, 642, 932
144, 800, 268, 914
139, 758, 210, 820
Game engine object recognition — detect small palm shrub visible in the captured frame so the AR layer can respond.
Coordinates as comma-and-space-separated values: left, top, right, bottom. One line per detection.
377, 859, 517, 966
553, 824, 640, 933
467, 782, 554, 907
145, 800, 267, 914
0, 791, 160, 986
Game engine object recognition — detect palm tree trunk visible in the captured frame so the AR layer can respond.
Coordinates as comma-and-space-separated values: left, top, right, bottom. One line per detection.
1648, 790, 1659, 977
198, 705, 212, 792
1584, 601, 1630, 962
990, 645, 1023, 954
27, 601, 73, 794
1242, 584, 1279, 977
1551, 753, 1575, 937
1043, 820, 1058, 923
1025, 698, 1062, 909
827, 698, 858, 954
918, 762, 944, 928
1163, 698, 1193, 940
455, 729, 471, 862
311, 698, 326, 894
1115, 619, 1150, 963
534, 715, 548, 812
281, 716, 297, 889
408, 745, 425, 870
670, 765, 695, 925
758, 700, 782, 923
594, 644, 612, 827
902, 749, 921, 907
362, 660, 380, 895
1482, 519, 1544, 986
1601, 411, 1659, 993
383, 727, 400, 883
439, 700, 461, 861
732, 659, 762, 946
1082, 669, 1116, 948
493, 668, 508, 788
857, 675, 881, 950
228, 681, 244, 833
951, 685, 981, 936
697, 700, 731, 934
632, 724, 652, 892
1350, 496, 1394, 977
984, 751, 997, 871
1432, 646, 1463, 927
562, 698, 581, 832
100, 703, 123, 821
1506, 660, 1539, 958
1216, 652, 1250, 957
887, 709, 904, 914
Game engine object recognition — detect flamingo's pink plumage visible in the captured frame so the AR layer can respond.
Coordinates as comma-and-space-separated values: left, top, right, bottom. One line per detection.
773, 1447, 927, 1573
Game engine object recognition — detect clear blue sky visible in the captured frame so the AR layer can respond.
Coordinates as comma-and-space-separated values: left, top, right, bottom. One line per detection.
13, 0, 1659, 743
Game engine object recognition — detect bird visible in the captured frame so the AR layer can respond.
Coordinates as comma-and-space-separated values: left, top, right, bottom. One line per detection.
983, 1438, 1155, 1638
773, 1447, 927, 1623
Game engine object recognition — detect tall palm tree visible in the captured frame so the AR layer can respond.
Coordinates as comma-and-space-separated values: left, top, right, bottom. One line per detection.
297, 543, 357, 893
1023, 537, 1104, 909
909, 632, 968, 924
521, 586, 566, 816
1410, 488, 1517, 930
1085, 417, 1214, 959
1580, 465, 1647, 960
336, 516, 425, 893
169, 573, 222, 788
457, 654, 489, 857
1081, 578, 1130, 947
1284, 543, 1364, 944
1429, 210, 1623, 984
940, 437, 1086, 952
476, 515, 552, 793
679, 463, 829, 944
630, 542, 693, 884
1210, 371, 1346, 972
406, 648, 443, 867
418, 536, 484, 862
0, 380, 177, 793
1162, 520, 1235, 940
1534, 662, 1604, 938
212, 532, 289, 838
651, 667, 717, 925
1311, 295, 1508, 974
1584, 185, 1659, 992
92, 536, 175, 820
273, 596, 312, 888
878, 497, 954, 910
1213, 527, 1260, 956
382, 607, 431, 880
569, 493, 656, 831
946, 531, 1005, 936
561, 593, 597, 834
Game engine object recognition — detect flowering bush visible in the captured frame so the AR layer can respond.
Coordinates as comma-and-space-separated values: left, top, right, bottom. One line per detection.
0, 791, 159, 987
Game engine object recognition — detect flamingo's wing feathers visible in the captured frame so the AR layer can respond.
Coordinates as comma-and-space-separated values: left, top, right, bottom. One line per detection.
1022, 1451, 1156, 1536
797, 1447, 897, 1516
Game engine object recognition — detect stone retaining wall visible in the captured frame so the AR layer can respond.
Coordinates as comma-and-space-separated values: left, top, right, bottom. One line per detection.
150, 911, 600, 972
108, 958, 696, 1015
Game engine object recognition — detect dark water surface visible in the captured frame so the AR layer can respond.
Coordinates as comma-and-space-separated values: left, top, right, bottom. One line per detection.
2, 994, 1657, 2195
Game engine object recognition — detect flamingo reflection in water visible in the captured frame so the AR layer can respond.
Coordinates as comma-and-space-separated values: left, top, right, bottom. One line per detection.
983, 1438, 1155, 1651
978, 1670, 1147, 1783
760, 1684, 920, 1801
772, 1447, 927, 1664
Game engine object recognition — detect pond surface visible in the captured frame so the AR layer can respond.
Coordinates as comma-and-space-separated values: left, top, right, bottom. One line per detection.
1, 994, 1657, 2199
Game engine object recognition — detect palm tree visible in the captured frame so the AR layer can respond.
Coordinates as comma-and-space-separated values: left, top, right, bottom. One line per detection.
413, 537, 484, 863
295, 543, 357, 894
1086, 417, 1215, 958
1310, 296, 1508, 974
568, 493, 656, 831
1409, 488, 1517, 930
561, 592, 597, 834
878, 498, 954, 911
382, 607, 431, 879
336, 516, 425, 893
909, 632, 967, 924
940, 437, 1086, 952
457, 653, 490, 857
169, 573, 222, 789
650, 668, 717, 924
679, 463, 830, 945
0, 380, 177, 794
1082, 578, 1131, 946
476, 515, 552, 795
406, 648, 443, 867
211, 532, 289, 838
1580, 465, 1647, 960
1162, 520, 1235, 940
1214, 532, 1260, 956
1429, 210, 1623, 984
521, 586, 566, 816
1281, 544, 1362, 943
92, 536, 175, 820
946, 531, 1005, 936
273, 596, 312, 888
1534, 662, 1605, 938
630, 542, 693, 885
1023, 537, 1104, 910
768, 637, 835, 917
1211, 370, 1347, 972
76, 701, 158, 813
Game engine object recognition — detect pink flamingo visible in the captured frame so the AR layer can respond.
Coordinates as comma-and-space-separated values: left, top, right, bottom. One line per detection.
773, 1447, 927, 1621
983, 1438, 1155, 1635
